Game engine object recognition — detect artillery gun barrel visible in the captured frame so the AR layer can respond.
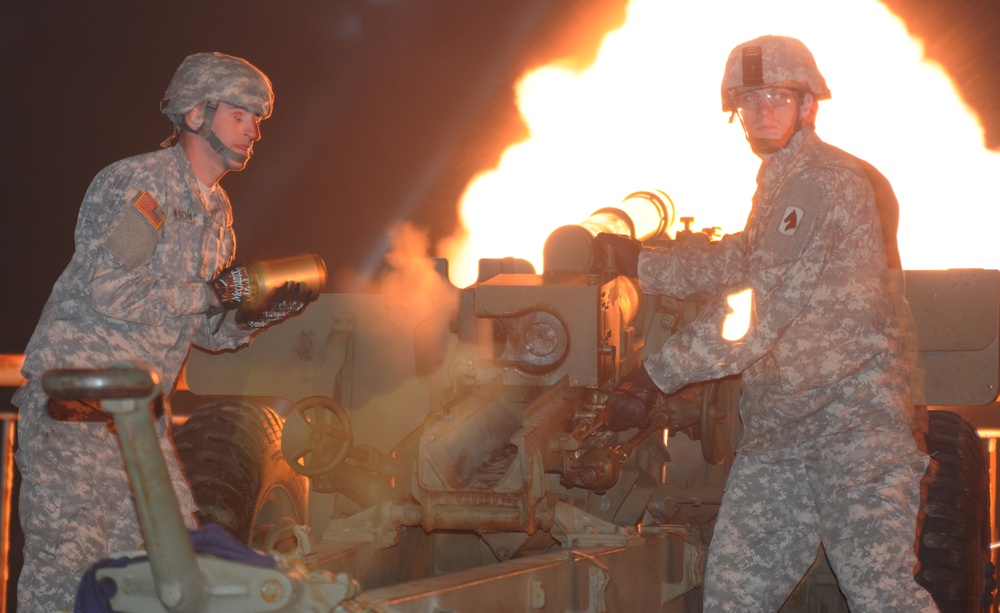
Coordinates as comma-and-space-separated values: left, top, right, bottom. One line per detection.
542, 189, 675, 274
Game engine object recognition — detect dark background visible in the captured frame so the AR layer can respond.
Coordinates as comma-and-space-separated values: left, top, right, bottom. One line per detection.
0, 1, 632, 380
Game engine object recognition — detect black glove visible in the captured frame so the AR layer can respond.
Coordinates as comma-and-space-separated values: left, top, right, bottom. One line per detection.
209, 264, 255, 312
593, 232, 642, 278
235, 281, 317, 330
605, 363, 660, 431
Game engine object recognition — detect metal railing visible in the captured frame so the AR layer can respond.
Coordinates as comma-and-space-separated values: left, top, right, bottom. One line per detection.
0, 354, 21, 613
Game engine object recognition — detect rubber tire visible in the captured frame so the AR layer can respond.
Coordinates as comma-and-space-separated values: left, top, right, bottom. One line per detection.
916, 409, 996, 612
174, 399, 309, 550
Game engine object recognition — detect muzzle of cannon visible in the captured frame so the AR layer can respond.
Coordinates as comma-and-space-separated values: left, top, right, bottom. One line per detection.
542, 189, 674, 274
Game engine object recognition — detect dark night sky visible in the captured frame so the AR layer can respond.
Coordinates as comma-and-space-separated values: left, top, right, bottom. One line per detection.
2, 0, 999, 389
0, 1, 625, 359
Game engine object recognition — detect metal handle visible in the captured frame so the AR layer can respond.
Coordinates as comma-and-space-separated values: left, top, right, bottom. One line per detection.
41, 365, 157, 401
43, 362, 209, 611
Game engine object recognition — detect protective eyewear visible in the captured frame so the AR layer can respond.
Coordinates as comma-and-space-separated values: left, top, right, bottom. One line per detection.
734, 89, 799, 112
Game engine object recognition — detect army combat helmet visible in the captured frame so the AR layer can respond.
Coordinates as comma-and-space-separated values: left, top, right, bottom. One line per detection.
160, 52, 273, 164
721, 36, 829, 154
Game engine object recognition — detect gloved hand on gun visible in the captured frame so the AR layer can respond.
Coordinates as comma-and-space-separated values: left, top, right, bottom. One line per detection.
605, 362, 661, 431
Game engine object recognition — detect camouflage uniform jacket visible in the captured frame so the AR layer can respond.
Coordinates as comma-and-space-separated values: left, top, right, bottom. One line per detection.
639, 127, 914, 452
16, 144, 250, 398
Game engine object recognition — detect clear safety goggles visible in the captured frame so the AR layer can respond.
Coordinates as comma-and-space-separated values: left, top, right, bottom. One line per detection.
734, 88, 800, 112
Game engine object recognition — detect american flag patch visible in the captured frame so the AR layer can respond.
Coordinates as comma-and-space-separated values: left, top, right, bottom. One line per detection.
133, 190, 165, 229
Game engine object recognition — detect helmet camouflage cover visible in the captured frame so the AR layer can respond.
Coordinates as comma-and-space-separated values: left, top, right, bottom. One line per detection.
720, 35, 830, 112
160, 52, 273, 123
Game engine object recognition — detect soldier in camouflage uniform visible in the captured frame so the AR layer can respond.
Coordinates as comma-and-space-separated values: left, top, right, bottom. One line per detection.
603, 36, 936, 611
12, 52, 310, 611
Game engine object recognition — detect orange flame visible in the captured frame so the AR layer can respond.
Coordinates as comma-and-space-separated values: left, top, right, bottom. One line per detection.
440, 0, 1000, 288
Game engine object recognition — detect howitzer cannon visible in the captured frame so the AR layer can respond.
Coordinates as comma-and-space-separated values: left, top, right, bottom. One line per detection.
94, 189, 994, 611
172, 190, 738, 610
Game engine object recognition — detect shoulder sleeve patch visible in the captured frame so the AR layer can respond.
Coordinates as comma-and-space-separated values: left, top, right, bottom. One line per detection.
133, 190, 165, 229
778, 206, 804, 236
103, 206, 160, 269
758, 177, 823, 263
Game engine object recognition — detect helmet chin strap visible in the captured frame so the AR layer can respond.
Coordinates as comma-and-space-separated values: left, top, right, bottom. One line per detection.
195, 102, 251, 166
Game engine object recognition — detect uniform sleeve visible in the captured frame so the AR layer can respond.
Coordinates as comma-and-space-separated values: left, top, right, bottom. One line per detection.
644, 168, 863, 394
638, 231, 749, 300
82, 168, 213, 325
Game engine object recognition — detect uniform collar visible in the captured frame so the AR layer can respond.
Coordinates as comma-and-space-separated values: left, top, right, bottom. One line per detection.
173, 144, 227, 217
757, 127, 821, 189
